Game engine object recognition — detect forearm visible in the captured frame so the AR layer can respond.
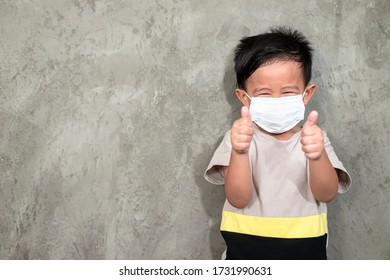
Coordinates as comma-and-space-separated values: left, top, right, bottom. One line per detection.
309, 151, 338, 202
224, 150, 253, 208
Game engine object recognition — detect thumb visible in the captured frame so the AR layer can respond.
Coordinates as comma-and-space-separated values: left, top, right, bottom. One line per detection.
304, 110, 318, 127
241, 106, 251, 120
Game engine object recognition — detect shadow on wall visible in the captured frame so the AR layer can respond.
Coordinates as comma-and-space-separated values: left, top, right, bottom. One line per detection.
194, 140, 225, 259
309, 54, 349, 260
194, 49, 241, 259
223, 51, 241, 126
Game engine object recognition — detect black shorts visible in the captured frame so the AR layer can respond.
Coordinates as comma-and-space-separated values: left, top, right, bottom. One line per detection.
221, 231, 327, 260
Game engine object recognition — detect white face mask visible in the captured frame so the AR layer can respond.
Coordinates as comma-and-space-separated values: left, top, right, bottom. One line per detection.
245, 92, 306, 134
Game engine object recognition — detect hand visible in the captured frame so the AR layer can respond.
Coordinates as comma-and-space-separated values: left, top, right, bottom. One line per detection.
301, 110, 324, 160
231, 106, 254, 154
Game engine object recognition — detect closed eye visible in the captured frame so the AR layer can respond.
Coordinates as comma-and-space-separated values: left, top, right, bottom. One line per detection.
255, 92, 271, 97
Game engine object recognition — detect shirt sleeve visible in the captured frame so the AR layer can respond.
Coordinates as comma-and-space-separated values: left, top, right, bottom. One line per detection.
323, 131, 352, 193
204, 130, 232, 185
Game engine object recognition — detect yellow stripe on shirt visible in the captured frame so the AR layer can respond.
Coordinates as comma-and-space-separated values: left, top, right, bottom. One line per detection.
221, 211, 327, 239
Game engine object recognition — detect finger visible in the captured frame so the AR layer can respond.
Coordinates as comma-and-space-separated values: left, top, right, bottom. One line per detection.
233, 119, 253, 133
304, 151, 323, 160
237, 126, 253, 136
235, 135, 253, 144
238, 128, 253, 137
241, 106, 251, 120
301, 126, 316, 137
301, 143, 321, 154
234, 143, 251, 154
303, 110, 318, 127
301, 135, 319, 145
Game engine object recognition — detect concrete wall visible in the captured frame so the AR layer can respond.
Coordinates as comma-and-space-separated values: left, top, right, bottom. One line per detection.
0, 0, 388, 259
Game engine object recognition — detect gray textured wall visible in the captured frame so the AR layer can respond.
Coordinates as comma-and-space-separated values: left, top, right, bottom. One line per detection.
0, 0, 389, 260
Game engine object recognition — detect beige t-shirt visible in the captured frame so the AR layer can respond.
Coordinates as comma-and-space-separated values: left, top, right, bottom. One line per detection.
204, 127, 351, 219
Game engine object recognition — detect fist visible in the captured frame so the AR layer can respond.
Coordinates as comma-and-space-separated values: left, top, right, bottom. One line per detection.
231, 106, 254, 154
301, 110, 324, 160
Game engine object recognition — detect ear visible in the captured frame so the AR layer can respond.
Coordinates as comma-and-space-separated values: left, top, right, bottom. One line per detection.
303, 84, 316, 106
235, 88, 251, 107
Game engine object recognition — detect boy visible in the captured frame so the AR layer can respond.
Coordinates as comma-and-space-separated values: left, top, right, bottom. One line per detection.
204, 27, 351, 260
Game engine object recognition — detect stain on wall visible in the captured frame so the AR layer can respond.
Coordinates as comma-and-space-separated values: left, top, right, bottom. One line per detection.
0, 0, 389, 259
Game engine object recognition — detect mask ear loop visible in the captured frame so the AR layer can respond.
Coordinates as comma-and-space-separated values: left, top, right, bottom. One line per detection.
244, 92, 252, 101
302, 90, 307, 104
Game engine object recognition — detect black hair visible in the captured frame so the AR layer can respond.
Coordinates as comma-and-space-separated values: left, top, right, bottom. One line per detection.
234, 26, 313, 90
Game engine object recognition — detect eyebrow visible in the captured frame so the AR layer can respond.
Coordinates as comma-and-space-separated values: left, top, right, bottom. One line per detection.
253, 87, 272, 93
252, 86, 300, 94
281, 86, 300, 91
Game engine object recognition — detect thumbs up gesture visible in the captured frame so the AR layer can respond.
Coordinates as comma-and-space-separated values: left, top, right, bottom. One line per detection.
301, 111, 324, 160
231, 106, 254, 154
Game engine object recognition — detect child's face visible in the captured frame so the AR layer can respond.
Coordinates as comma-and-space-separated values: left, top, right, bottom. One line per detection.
236, 59, 315, 107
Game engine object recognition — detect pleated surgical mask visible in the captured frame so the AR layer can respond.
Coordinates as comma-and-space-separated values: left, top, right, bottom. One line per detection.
245, 92, 306, 134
